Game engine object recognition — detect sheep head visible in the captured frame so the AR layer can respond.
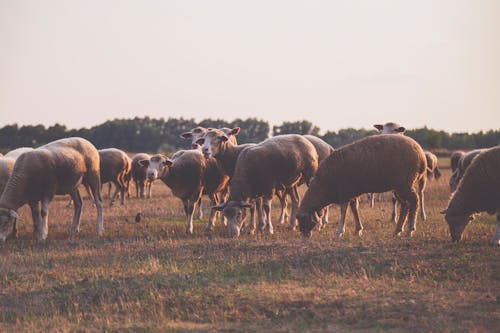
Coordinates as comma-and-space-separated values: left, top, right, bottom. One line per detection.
374, 123, 406, 134
180, 127, 208, 149
213, 200, 251, 238
200, 127, 240, 159
139, 154, 173, 181
442, 208, 474, 242
0, 208, 18, 242
297, 210, 321, 238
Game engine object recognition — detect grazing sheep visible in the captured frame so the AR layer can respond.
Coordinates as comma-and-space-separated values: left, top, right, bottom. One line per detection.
450, 150, 465, 173
442, 146, 500, 245
140, 151, 229, 234
213, 134, 318, 238
424, 151, 441, 180
98, 148, 132, 206
449, 149, 485, 193
131, 153, 152, 198
0, 137, 103, 241
297, 134, 427, 238
373, 122, 406, 134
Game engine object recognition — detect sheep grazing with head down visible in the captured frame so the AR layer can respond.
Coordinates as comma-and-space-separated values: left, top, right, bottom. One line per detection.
449, 149, 485, 193
140, 151, 229, 234
442, 146, 500, 245
0, 137, 104, 241
212, 134, 318, 238
450, 150, 465, 173
98, 148, 132, 206
131, 153, 152, 198
297, 134, 427, 238
424, 151, 441, 181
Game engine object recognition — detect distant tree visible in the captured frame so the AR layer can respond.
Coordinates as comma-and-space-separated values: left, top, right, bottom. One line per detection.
273, 120, 320, 136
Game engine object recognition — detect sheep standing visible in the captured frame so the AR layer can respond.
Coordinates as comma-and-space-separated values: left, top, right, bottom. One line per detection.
0, 137, 103, 241
212, 134, 318, 238
424, 151, 441, 180
131, 153, 152, 198
98, 148, 132, 206
442, 146, 500, 245
449, 149, 485, 192
450, 150, 465, 173
140, 151, 229, 234
297, 135, 427, 238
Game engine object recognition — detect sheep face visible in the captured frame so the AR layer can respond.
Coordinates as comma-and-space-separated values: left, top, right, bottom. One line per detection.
180, 127, 208, 149
373, 123, 406, 134
0, 209, 17, 242
214, 200, 251, 238
297, 210, 321, 238
445, 211, 474, 242
200, 128, 240, 159
139, 155, 172, 182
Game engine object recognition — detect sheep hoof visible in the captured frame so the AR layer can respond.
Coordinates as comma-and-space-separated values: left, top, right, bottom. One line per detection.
185, 228, 194, 235
394, 230, 402, 237
205, 224, 213, 232
356, 229, 363, 237
336, 231, 344, 238
247, 228, 255, 235
491, 237, 500, 247
407, 229, 415, 237
268, 228, 274, 235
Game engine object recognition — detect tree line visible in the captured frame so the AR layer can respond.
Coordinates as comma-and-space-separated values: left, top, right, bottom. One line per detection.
0, 117, 499, 154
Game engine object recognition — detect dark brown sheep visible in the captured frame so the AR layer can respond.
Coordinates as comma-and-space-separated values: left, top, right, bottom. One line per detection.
449, 149, 485, 193
131, 153, 152, 198
297, 134, 427, 238
450, 150, 465, 173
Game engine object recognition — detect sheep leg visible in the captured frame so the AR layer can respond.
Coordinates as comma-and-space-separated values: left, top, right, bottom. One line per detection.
88, 179, 104, 237
276, 189, 289, 225
69, 188, 83, 235
321, 205, 330, 227
418, 176, 427, 221
205, 194, 218, 231
492, 212, 500, 246
288, 186, 300, 230
146, 180, 152, 199
263, 195, 274, 235
38, 197, 51, 241
368, 193, 375, 208
350, 198, 363, 236
29, 201, 41, 237
196, 198, 204, 220
257, 197, 266, 232
135, 180, 140, 198
247, 201, 256, 235
394, 195, 409, 236
336, 202, 349, 238
405, 190, 419, 237
391, 193, 398, 223
109, 181, 121, 206
183, 198, 197, 234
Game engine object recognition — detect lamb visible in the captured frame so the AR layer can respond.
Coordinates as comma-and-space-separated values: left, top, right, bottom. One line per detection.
0, 137, 103, 241
139, 151, 229, 234
297, 134, 427, 238
442, 145, 500, 245
131, 153, 153, 198
450, 150, 465, 173
212, 134, 318, 238
424, 151, 441, 180
97, 148, 132, 206
449, 149, 485, 192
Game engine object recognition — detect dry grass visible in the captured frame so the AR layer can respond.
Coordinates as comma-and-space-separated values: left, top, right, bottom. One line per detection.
0, 167, 499, 332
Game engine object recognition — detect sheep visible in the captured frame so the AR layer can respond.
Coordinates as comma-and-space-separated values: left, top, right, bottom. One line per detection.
450, 150, 465, 173
424, 151, 441, 180
0, 137, 103, 241
442, 146, 500, 245
373, 122, 406, 134
97, 148, 132, 206
297, 134, 427, 238
131, 153, 152, 198
212, 134, 318, 238
139, 151, 229, 234
0, 147, 34, 195
449, 149, 485, 193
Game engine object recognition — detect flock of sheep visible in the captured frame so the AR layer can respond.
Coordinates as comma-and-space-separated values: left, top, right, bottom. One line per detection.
0, 122, 499, 246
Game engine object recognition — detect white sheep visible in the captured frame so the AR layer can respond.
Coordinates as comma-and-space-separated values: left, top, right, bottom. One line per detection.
0, 137, 104, 241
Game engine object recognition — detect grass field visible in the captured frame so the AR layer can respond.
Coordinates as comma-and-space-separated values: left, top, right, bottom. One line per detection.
0, 162, 499, 332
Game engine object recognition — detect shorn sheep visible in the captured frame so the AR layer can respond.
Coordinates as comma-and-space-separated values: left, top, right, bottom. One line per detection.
450, 150, 465, 173
98, 148, 132, 206
297, 134, 427, 238
442, 145, 500, 245
449, 149, 485, 193
139, 151, 229, 234
424, 151, 441, 180
0, 137, 103, 241
131, 153, 152, 198
213, 134, 318, 238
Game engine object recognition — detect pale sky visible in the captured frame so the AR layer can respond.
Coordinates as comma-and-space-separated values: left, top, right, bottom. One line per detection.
1, 0, 499, 133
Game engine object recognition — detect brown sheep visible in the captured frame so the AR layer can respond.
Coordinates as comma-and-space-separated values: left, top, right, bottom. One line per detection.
424, 151, 441, 180
297, 134, 427, 238
449, 149, 485, 193
373, 122, 406, 134
98, 148, 132, 206
140, 151, 229, 234
212, 134, 318, 238
0, 137, 103, 241
450, 150, 465, 173
442, 146, 500, 244
131, 153, 152, 198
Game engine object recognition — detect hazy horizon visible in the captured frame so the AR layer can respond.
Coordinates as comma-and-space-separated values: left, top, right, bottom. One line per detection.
1, 0, 499, 133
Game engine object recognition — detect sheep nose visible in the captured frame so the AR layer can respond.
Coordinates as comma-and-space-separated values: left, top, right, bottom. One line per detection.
191, 143, 199, 149
147, 173, 156, 180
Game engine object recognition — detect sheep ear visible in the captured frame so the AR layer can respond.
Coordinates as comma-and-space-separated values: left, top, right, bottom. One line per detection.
212, 203, 226, 211
239, 201, 252, 209
180, 132, 192, 139
440, 208, 448, 215
9, 210, 18, 219
229, 127, 240, 136
196, 138, 205, 145
396, 127, 406, 133
162, 158, 173, 167
219, 135, 229, 142
138, 159, 150, 167
374, 124, 383, 131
